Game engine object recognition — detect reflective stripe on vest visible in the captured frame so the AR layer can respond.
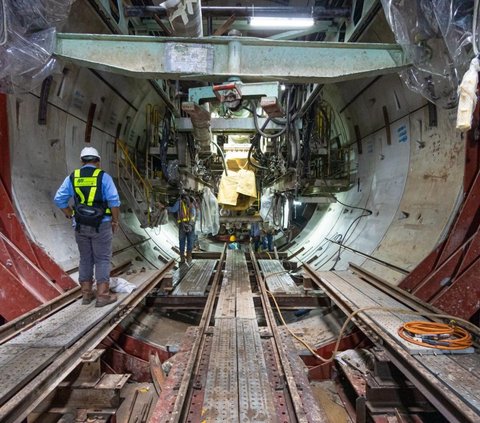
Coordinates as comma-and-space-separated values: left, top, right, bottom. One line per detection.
177, 200, 190, 223
72, 168, 111, 214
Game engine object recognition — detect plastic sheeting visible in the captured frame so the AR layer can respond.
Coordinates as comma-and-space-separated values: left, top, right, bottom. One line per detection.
260, 188, 274, 223
381, 0, 474, 108
0, 0, 74, 93
200, 187, 219, 235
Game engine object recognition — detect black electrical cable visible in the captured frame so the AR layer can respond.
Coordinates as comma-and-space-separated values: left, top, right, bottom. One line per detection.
252, 101, 289, 139
160, 111, 171, 180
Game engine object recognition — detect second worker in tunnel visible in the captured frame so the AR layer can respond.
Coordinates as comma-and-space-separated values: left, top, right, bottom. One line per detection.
54, 146, 121, 307
161, 194, 197, 264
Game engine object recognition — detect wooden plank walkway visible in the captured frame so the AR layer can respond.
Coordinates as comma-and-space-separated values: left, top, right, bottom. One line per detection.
259, 259, 302, 294
172, 260, 216, 296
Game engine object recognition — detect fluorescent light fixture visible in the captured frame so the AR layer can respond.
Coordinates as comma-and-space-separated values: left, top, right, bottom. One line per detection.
250, 16, 314, 28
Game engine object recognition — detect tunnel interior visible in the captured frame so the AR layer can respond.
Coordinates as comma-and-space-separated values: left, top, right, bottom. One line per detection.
0, 1, 479, 422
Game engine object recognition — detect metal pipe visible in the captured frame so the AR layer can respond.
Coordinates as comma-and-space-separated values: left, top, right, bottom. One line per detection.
326, 238, 410, 275
124, 6, 350, 19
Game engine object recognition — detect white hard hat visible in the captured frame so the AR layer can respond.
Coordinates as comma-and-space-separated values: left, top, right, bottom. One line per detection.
80, 146, 101, 160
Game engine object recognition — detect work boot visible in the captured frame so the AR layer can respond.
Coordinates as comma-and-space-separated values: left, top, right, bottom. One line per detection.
186, 252, 192, 264
95, 282, 117, 307
80, 281, 95, 305
179, 254, 186, 264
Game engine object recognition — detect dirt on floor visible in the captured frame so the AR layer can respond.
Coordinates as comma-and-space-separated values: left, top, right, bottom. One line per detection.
310, 380, 351, 423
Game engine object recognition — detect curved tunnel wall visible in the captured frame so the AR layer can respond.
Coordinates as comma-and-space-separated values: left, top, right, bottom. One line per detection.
4, 4, 466, 287
289, 76, 464, 284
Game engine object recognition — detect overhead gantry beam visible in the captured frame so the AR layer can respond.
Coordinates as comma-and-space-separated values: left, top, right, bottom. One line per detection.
55, 33, 410, 84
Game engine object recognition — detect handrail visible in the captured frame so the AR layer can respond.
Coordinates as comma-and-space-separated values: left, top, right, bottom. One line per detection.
116, 139, 153, 225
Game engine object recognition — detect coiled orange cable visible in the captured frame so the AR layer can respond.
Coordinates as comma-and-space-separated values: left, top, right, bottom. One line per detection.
398, 321, 472, 350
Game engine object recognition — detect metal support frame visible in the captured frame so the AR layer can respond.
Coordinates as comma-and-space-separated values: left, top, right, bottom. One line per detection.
124, 6, 351, 19
55, 33, 410, 84
152, 247, 227, 422
149, 293, 329, 310
303, 265, 480, 423
188, 81, 280, 104
0, 261, 174, 423
175, 116, 288, 133
0, 178, 77, 322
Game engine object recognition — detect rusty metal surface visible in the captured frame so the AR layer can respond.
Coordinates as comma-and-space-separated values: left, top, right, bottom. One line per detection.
0, 347, 58, 404
419, 355, 480, 412
237, 319, 277, 422
150, 327, 199, 422
0, 178, 77, 322
153, 248, 331, 422
202, 318, 240, 422
278, 328, 330, 423
258, 259, 302, 294
172, 260, 216, 296
412, 248, 465, 301
216, 250, 256, 319
0, 263, 174, 423
306, 265, 480, 423
251, 252, 325, 423
318, 271, 437, 354
431, 259, 480, 319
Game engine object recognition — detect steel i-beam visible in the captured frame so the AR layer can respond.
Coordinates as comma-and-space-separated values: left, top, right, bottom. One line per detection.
55, 34, 411, 84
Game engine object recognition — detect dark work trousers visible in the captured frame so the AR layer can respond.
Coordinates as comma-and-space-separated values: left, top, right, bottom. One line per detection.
179, 224, 195, 256
75, 221, 113, 284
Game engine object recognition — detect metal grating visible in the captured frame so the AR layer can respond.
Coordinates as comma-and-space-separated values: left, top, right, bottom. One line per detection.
202, 318, 239, 422
9, 298, 121, 348
317, 271, 449, 354
0, 347, 58, 404
259, 260, 302, 294
216, 250, 256, 319
419, 355, 480, 413
236, 319, 277, 422
173, 260, 216, 296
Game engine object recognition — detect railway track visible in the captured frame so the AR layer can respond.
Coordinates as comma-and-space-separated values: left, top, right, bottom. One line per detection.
151, 248, 327, 422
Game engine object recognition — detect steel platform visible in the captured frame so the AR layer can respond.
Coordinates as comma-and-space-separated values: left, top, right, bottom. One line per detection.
172, 259, 217, 296
311, 269, 480, 423
258, 259, 302, 294
153, 250, 327, 422
0, 265, 173, 423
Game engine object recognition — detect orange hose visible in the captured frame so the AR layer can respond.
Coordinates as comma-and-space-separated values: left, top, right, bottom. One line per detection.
398, 321, 472, 350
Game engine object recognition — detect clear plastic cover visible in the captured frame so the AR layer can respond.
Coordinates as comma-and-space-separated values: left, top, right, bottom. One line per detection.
381, 0, 475, 108
0, 0, 74, 94
200, 187, 220, 236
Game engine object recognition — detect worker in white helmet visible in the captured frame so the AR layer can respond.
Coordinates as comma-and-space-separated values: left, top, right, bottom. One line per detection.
54, 146, 121, 307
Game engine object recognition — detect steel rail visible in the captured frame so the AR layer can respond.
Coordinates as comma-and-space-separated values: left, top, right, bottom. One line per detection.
168, 245, 227, 423
0, 260, 174, 423
249, 248, 310, 423
303, 264, 480, 423
0, 260, 135, 345
348, 262, 480, 340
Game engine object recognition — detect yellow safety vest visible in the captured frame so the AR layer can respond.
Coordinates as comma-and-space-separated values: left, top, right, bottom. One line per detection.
71, 168, 111, 215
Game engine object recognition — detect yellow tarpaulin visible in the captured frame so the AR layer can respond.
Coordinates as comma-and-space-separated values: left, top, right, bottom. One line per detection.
217, 168, 257, 208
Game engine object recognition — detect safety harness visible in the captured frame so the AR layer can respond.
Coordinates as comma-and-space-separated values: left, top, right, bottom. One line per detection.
70, 167, 111, 230
177, 199, 191, 224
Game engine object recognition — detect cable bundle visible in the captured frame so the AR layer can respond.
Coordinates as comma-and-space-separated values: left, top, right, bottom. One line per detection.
398, 321, 472, 350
